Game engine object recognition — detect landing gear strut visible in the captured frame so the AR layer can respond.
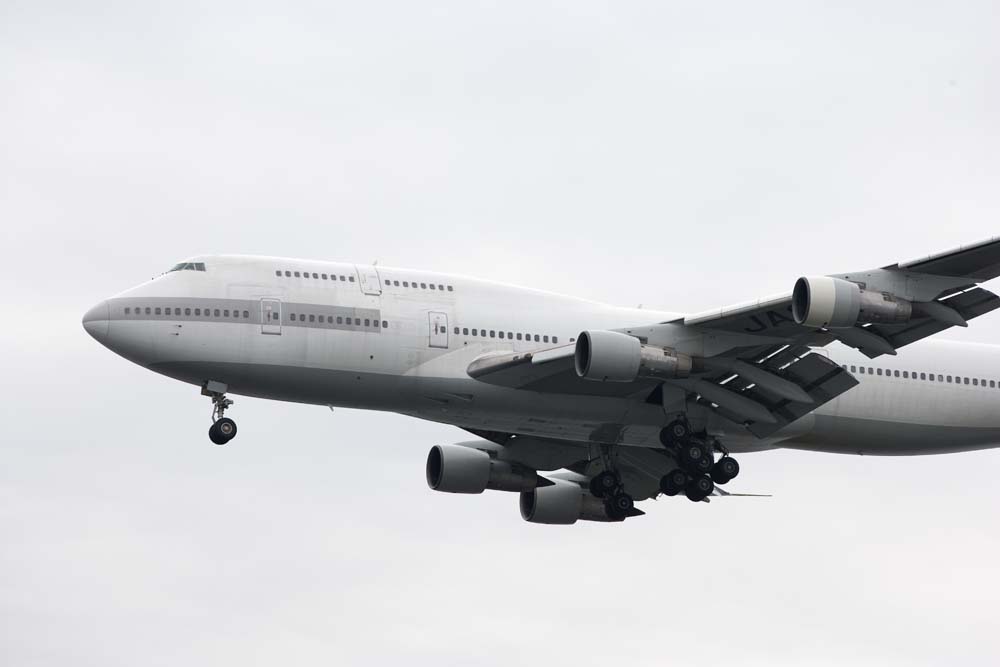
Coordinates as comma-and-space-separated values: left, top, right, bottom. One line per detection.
203, 381, 237, 445
658, 420, 740, 502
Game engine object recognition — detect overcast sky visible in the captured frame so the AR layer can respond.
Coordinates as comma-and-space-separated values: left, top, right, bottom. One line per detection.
3, 1, 1000, 665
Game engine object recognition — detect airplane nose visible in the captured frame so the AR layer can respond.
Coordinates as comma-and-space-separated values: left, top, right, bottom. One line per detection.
82, 300, 110, 343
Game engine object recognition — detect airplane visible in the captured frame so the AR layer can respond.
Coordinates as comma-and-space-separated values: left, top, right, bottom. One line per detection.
82, 237, 1000, 524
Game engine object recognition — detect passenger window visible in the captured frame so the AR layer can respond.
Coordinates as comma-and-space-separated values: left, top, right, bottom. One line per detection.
349, 276, 355, 282
340, 275, 346, 281
294, 272, 301, 277
947, 376, 952, 382
311, 273, 317, 279
385, 280, 390, 286
309, 314, 316, 322
920, 373, 926, 380
403, 281, 409, 287
185, 308, 191, 316
382, 321, 388, 328
499, 331, 505, 339
124, 307, 130, 315
447, 286, 453, 291
472, 329, 478, 336
516, 333, 522, 340
336, 316, 343, 324
420, 283, 427, 289
429, 284, 436, 290
275, 270, 281, 277
534, 335, 540, 342
285, 271, 291, 277
224, 310, 230, 317
938, 375, 943, 382
322, 274, 328, 280
489, 330, 496, 338
394, 281, 400, 286
438, 284, 444, 290
850, 365, 856, 372
290, 314, 296, 321
893, 370, 899, 377
454, 327, 459, 334
992, 381, 997, 388
154, 307, 161, 315
355, 318, 361, 325
929, 374, 934, 381
553, 336, 558, 344
243, 311, 249, 318
964, 377, 970, 384
145, 307, 151, 314
364, 319, 370, 327
165, 307, 173, 315
974, 378, 979, 386
543, 335, 549, 343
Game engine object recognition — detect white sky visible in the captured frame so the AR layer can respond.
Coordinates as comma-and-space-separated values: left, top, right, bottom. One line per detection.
2, 1, 1000, 665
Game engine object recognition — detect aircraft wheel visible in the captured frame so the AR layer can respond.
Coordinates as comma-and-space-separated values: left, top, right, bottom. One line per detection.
659, 419, 691, 447
605, 492, 634, 520
589, 471, 620, 499
209, 418, 237, 445
685, 475, 714, 502
659, 469, 688, 496
678, 442, 706, 470
711, 457, 740, 484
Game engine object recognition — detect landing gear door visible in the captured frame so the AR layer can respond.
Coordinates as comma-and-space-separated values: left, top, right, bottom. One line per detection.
356, 265, 382, 296
429, 311, 448, 349
261, 298, 282, 335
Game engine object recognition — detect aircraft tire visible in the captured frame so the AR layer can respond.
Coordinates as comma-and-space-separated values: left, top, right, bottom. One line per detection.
659, 469, 688, 496
659, 420, 690, 447
589, 471, 619, 499
684, 475, 714, 502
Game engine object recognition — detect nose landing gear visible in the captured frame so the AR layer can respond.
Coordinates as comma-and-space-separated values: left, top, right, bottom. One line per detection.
202, 381, 237, 445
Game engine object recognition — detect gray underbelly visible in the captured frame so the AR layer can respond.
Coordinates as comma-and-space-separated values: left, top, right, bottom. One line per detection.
778, 413, 1000, 455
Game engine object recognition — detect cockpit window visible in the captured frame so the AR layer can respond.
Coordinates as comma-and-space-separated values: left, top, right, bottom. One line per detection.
168, 262, 206, 272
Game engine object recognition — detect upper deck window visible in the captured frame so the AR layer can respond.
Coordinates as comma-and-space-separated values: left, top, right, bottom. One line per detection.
168, 262, 206, 272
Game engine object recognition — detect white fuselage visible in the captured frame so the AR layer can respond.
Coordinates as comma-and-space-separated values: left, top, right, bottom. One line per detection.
82, 255, 1000, 456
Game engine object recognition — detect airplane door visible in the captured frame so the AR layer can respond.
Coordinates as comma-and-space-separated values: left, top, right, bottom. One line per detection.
429, 311, 448, 349
356, 265, 382, 296
261, 298, 282, 335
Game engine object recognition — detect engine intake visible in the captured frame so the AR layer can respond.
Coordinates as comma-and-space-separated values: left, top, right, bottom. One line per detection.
426, 444, 539, 494
519, 479, 620, 524
574, 330, 692, 382
792, 276, 912, 328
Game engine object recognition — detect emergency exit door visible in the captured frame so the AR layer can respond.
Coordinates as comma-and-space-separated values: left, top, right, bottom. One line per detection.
428, 311, 448, 348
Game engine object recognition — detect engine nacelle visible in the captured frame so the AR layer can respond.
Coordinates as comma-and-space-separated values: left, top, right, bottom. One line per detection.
792, 276, 912, 328
426, 444, 539, 494
574, 330, 693, 382
519, 479, 620, 524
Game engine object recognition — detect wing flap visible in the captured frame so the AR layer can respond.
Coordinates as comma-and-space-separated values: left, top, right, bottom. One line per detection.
693, 351, 858, 437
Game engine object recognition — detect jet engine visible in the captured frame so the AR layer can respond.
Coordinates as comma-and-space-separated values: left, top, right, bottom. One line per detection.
519, 479, 619, 524
574, 330, 693, 382
792, 276, 912, 328
426, 444, 540, 494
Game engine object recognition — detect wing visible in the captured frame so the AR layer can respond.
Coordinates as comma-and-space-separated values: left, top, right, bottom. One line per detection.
684, 237, 1000, 357
468, 238, 1000, 437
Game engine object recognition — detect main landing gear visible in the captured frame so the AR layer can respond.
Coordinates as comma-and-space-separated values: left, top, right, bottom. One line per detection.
658, 418, 740, 502
589, 467, 634, 522
203, 381, 238, 446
